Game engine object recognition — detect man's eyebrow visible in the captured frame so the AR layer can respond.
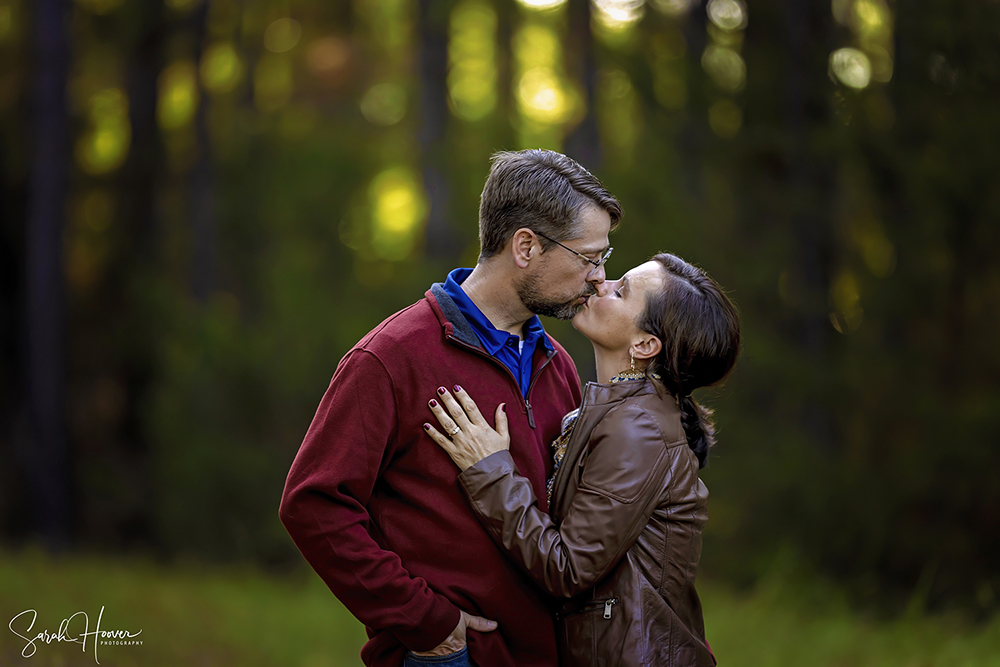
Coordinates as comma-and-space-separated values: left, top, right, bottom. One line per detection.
578, 244, 610, 256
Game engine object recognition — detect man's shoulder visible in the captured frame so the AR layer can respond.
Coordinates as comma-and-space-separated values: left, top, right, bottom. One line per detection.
356, 295, 436, 347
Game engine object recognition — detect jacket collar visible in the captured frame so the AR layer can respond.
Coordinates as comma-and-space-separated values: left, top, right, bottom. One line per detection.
580, 376, 661, 407
428, 283, 482, 350
549, 377, 672, 521
428, 282, 558, 361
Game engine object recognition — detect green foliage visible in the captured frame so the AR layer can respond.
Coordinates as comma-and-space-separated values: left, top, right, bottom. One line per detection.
2, 549, 999, 666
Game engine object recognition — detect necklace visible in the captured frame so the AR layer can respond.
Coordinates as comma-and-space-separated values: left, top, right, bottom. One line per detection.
609, 369, 660, 383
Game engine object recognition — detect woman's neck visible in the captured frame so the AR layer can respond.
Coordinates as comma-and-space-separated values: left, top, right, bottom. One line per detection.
592, 345, 632, 384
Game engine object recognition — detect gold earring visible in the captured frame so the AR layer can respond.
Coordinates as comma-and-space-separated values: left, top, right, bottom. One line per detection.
630, 352, 636, 372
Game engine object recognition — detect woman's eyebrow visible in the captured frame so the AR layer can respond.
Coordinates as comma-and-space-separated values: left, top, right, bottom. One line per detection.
621, 276, 629, 294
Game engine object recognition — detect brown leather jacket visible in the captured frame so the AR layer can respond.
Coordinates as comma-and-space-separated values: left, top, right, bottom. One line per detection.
459, 378, 716, 667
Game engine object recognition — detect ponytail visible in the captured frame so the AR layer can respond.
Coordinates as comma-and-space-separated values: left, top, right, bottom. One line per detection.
678, 395, 715, 469
637, 253, 741, 469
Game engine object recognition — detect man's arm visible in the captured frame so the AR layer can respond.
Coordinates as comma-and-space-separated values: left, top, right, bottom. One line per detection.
279, 348, 461, 652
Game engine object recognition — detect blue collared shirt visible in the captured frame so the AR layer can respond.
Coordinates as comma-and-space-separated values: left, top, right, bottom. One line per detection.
442, 268, 554, 397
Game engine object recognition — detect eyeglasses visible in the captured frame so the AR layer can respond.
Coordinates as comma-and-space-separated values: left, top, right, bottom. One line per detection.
536, 232, 613, 272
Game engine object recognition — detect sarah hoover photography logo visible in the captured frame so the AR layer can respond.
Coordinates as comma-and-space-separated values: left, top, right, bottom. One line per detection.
8, 605, 143, 664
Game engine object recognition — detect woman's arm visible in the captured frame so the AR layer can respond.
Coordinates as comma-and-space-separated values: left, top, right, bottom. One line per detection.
426, 388, 677, 598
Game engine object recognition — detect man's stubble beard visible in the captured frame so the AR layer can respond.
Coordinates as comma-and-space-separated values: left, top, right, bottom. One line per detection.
514, 271, 597, 321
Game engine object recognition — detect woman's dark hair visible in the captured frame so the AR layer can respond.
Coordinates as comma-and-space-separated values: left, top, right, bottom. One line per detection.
636, 253, 741, 468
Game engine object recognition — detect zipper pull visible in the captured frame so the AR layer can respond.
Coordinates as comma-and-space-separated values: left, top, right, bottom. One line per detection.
603, 598, 619, 619
525, 399, 536, 429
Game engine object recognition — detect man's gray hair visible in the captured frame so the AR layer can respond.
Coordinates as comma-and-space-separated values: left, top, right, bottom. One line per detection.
477, 150, 622, 259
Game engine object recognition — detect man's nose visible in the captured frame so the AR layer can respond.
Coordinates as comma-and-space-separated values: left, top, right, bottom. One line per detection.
587, 263, 607, 288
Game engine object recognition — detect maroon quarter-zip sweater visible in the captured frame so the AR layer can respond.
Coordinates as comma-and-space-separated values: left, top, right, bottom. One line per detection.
279, 284, 582, 666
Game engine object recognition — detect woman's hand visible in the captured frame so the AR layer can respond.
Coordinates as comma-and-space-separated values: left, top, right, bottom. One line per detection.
424, 385, 509, 471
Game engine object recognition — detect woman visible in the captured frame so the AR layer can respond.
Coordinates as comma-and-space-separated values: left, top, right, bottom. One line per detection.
423, 253, 740, 667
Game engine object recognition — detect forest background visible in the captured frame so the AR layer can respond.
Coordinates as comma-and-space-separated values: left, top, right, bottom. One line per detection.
1, 0, 999, 664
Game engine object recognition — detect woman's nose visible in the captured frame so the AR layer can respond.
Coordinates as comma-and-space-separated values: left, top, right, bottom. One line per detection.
592, 279, 612, 297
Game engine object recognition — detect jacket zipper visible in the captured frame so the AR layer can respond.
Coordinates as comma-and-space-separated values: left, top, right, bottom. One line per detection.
446, 335, 556, 430
555, 597, 619, 620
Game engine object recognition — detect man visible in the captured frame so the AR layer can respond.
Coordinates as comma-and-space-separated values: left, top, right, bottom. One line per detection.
279, 149, 622, 667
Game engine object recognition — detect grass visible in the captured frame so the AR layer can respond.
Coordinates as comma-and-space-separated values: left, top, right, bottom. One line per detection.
1, 547, 998, 666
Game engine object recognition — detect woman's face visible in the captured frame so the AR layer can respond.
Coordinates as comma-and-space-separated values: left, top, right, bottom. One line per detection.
572, 260, 664, 352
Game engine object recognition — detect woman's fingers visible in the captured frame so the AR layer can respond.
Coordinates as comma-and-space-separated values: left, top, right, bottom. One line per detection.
436, 388, 473, 429
423, 423, 451, 449
451, 385, 486, 426
428, 398, 461, 435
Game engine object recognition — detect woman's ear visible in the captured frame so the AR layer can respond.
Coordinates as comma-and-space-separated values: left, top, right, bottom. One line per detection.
632, 334, 662, 362
510, 228, 536, 269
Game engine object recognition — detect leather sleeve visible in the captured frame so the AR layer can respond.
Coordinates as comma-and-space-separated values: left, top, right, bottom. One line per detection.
459, 403, 679, 598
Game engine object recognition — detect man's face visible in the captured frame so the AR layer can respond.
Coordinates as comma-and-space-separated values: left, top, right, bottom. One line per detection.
515, 204, 612, 321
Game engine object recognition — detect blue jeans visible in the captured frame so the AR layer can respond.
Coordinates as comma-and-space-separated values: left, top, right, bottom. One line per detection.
402, 646, 472, 667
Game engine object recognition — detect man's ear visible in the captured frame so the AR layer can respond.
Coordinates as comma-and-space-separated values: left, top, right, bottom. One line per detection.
631, 334, 662, 362
510, 228, 537, 269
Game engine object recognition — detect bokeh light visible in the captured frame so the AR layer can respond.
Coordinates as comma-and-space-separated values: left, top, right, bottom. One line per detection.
76, 88, 131, 175
359, 82, 407, 126
448, 0, 498, 122
829, 269, 864, 333
831, 0, 852, 25
867, 43, 894, 83
515, 0, 567, 10
707, 0, 748, 31
200, 42, 244, 95
514, 23, 560, 68
593, 0, 645, 32
512, 22, 579, 135
157, 61, 199, 130
702, 45, 746, 93
830, 47, 872, 89
650, 0, 698, 17
517, 68, 575, 125
369, 166, 428, 261
852, 0, 891, 40
264, 18, 302, 54
651, 29, 688, 110
305, 37, 351, 78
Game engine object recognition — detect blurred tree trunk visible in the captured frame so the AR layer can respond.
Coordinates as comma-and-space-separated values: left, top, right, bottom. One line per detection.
418, 0, 459, 260
107, 0, 169, 546
778, 0, 838, 448
564, 0, 601, 170
189, 1, 216, 301
24, 0, 72, 550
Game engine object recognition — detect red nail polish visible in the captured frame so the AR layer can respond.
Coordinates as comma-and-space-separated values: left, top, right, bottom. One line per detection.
454, 385, 462, 392
438, 387, 446, 394
501, 404, 506, 413
429, 399, 437, 407
423, 423, 430, 430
